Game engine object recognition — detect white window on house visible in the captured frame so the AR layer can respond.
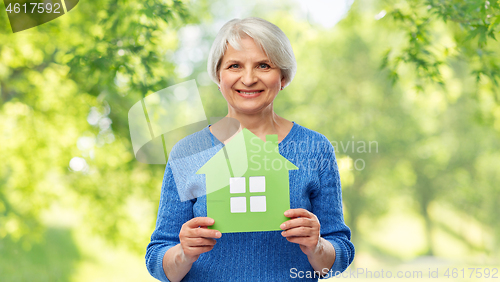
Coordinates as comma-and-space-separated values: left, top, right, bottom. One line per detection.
230, 176, 266, 213
230, 177, 246, 194
250, 196, 266, 212
249, 176, 265, 192
230, 197, 246, 213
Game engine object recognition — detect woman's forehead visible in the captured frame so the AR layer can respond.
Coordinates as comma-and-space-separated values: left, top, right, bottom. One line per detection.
222, 39, 268, 62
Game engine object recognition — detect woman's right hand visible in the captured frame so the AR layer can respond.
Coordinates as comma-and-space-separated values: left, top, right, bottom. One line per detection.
179, 217, 221, 263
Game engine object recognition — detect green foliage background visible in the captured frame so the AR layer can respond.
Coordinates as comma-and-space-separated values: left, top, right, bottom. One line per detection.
1, 0, 499, 280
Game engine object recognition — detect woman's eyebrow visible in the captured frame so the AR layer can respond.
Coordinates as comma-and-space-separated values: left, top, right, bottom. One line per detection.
223, 60, 241, 65
257, 59, 271, 64
257, 59, 277, 67
223, 59, 272, 65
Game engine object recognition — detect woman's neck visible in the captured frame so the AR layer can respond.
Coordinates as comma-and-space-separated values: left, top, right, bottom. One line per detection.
225, 105, 292, 143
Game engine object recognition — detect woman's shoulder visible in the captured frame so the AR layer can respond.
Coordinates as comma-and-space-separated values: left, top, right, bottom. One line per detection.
288, 122, 332, 143
283, 122, 336, 156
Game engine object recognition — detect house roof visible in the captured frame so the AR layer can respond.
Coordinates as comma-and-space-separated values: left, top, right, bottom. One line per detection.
196, 128, 298, 185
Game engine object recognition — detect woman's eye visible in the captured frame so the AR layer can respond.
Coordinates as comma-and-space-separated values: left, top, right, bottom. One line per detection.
259, 63, 270, 69
229, 64, 239, 69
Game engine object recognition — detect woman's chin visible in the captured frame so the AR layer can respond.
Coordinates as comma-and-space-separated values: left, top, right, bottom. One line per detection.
231, 103, 270, 115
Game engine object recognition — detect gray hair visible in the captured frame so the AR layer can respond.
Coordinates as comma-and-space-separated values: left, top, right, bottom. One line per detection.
207, 17, 297, 88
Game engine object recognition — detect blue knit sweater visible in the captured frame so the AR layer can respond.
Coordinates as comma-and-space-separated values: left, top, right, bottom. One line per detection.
146, 122, 355, 281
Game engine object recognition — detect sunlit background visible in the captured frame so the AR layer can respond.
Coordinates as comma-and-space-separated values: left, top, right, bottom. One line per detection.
1, 0, 499, 281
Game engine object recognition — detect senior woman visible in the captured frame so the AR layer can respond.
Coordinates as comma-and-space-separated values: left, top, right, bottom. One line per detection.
146, 17, 354, 281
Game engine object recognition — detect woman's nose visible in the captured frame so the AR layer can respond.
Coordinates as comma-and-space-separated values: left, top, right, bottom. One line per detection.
241, 69, 258, 86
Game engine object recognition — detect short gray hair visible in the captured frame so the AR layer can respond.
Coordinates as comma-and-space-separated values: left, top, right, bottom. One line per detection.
207, 17, 297, 88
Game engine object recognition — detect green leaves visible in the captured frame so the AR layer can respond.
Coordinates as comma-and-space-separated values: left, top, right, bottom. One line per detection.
382, 0, 500, 100
0, 0, 196, 252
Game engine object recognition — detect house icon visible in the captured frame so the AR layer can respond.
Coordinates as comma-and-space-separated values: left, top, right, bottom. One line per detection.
196, 128, 298, 233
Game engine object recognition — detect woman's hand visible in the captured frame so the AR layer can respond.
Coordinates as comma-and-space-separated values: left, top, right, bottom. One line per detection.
280, 208, 321, 257
179, 217, 221, 264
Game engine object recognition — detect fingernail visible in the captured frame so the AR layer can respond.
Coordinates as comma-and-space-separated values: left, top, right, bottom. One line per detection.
280, 224, 285, 229
215, 231, 221, 237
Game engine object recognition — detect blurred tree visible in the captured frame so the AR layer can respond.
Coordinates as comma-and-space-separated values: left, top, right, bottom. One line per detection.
267, 0, 500, 260
380, 0, 500, 124
0, 227, 80, 280
374, 0, 500, 256
0, 0, 203, 253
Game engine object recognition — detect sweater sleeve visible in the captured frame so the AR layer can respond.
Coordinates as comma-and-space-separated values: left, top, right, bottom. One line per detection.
145, 162, 195, 282
311, 137, 355, 278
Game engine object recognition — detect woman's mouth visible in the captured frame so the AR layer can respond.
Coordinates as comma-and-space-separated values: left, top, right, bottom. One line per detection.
237, 90, 264, 95
236, 90, 263, 98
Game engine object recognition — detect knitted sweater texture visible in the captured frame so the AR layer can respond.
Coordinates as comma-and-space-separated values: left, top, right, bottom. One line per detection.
146, 122, 355, 281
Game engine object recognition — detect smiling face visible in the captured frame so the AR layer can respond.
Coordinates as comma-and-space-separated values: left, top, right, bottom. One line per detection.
218, 35, 285, 116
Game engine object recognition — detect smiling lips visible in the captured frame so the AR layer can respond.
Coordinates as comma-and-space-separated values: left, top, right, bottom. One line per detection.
236, 89, 264, 98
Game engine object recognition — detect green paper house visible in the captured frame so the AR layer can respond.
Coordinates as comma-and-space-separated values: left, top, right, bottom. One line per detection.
196, 128, 298, 233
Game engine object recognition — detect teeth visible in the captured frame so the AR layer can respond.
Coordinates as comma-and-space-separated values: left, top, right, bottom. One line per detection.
239, 91, 261, 94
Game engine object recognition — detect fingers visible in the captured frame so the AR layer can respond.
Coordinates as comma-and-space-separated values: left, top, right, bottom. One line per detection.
180, 244, 215, 264
184, 237, 217, 248
284, 235, 314, 245
281, 224, 319, 242
180, 235, 217, 262
280, 217, 316, 231
182, 217, 221, 238
179, 217, 222, 262
280, 209, 320, 252
183, 245, 215, 255
281, 223, 320, 256
284, 208, 315, 219
186, 225, 221, 239
281, 226, 317, 237
185, 217, 216, 228
280, 209, 320, 236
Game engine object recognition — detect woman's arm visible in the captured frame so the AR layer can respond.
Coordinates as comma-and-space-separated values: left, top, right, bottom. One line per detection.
307, 237, 336, 275
146, 160, 217, 282
310, 136, 355, 275
281, 134, 354, 277
162, 218, 221, 282
280, 208, 336, 276
163, 244, 193, 282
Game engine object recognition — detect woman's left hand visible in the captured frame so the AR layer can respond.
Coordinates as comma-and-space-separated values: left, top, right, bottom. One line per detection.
280, 208, 321, 257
